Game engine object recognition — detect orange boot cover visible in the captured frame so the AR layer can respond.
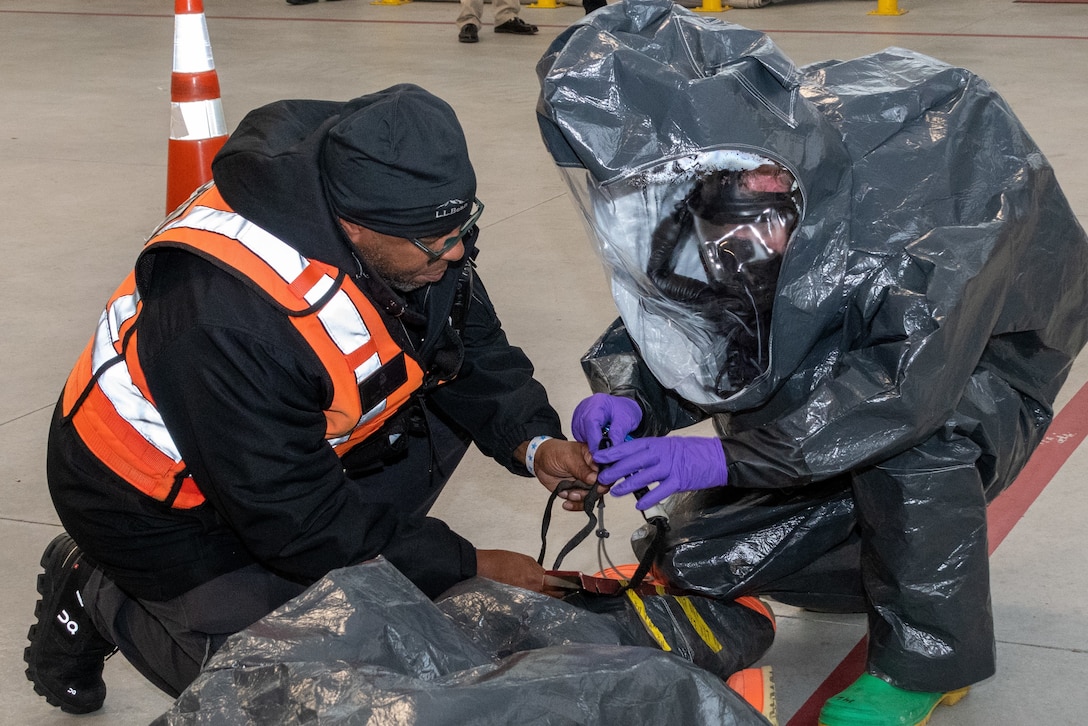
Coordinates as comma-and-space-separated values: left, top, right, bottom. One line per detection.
726, 666, 779, 726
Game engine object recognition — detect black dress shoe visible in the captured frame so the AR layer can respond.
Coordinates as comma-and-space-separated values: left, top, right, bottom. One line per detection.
494, 17, 538, 34
459, 23, 479, 43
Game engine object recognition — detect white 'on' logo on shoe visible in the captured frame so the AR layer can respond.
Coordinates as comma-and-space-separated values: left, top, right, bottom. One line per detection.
57, 609, 79, 636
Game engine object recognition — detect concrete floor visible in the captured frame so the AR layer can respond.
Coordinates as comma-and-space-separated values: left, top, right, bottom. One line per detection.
1, 0, 1086, 723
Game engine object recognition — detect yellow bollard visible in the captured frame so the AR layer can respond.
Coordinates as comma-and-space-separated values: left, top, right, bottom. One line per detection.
693, 0, 731, 12
528, 0, 565, 8
869, 0, 906, 15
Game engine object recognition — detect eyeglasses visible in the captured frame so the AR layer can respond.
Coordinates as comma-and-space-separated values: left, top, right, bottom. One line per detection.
407, 198, 485, 262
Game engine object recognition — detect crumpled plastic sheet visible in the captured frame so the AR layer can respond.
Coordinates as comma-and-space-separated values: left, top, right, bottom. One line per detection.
438, 575, 774, 680
152, 558, 773, 726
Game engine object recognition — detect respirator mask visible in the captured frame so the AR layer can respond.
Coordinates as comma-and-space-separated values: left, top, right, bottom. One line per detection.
646, 164, 800, 395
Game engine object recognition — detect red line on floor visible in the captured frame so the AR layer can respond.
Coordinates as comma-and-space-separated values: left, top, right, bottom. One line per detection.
986, 386, 1088, 550
2, 9, 1088, 40
786, 380, 1088, 725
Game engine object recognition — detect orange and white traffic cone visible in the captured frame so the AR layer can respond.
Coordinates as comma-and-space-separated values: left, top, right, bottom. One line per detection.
166, 0, 228, 214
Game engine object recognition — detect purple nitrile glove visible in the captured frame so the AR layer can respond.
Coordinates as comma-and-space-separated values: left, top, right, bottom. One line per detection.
571, 393, 642, 453
595, 436, 728, 510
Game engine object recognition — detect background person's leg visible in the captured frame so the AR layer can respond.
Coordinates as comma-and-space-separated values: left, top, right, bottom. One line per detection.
455, 0, 485, 30
492, 0, 521, 27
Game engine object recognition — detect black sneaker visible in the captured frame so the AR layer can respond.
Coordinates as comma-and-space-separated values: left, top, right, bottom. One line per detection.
24, 533, 116, 714
459, 23, 479, 43
494, 17, 538, 35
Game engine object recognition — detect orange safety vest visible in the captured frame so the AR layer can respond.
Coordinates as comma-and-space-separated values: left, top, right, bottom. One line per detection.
60, 183, 425, 509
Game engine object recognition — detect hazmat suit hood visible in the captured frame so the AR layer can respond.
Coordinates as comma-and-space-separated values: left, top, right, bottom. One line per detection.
538, 0, 1088, 489
537, 0, 851, 409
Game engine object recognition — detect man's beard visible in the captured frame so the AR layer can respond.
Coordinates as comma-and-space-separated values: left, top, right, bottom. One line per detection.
364, 253, 428, 293
387, 277, 425, 293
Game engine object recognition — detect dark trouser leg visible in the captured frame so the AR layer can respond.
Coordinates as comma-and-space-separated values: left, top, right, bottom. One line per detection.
658, 479, 862, 606
82, 406, 471, 697
853, 440, 995, 692
84, 564, 307, 697
663, 440, 995, 692
759, 533, 866, 613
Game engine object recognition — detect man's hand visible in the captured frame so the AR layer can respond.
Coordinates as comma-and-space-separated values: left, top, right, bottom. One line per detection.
475, 549, 566, 597
517, 438, 603, 511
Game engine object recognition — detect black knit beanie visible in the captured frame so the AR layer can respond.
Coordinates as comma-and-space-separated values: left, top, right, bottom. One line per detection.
322, 84, 477, 238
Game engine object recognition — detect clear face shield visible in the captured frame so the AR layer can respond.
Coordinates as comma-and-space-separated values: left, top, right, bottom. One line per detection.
558, 154, 802, 405
642, 162, 800, 396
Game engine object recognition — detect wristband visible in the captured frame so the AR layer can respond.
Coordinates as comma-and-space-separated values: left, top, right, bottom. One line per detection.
524, 435, 554, 476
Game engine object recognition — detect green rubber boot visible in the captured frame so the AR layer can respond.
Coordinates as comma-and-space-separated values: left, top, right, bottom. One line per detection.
818, 673, 969, 726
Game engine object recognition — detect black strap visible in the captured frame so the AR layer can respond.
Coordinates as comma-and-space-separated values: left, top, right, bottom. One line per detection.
161, 467, 191, 508
537, 482, 669, 594
537, 429, 671, 594
538, 479, 605, 570
614, 514, 669, 596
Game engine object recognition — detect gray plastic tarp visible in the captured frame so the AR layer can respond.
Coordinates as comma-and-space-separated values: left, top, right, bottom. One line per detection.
153, 559, 774, 725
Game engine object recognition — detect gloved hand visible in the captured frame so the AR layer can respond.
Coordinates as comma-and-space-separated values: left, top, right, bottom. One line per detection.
595, 436, 728, 510
571, 393, 642, 453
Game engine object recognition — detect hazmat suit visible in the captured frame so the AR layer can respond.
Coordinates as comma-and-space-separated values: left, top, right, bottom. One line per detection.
536, 0, 1088, 691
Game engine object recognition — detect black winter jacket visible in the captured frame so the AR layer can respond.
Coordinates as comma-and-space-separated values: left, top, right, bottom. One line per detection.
48, 98, 563, 601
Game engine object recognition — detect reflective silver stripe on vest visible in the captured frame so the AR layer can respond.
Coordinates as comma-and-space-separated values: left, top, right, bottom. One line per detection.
162, 206, 389, 443
91, 288, 183, 461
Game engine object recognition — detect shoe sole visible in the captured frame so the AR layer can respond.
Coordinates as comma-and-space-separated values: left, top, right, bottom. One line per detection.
493, 23, 538, 34
24, 535, 103, 715
726, 666, 779, 726
817, 686, 970, 726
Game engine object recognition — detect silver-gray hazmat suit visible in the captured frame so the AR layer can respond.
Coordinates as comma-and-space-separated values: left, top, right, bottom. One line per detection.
536, 0, 1088, 691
